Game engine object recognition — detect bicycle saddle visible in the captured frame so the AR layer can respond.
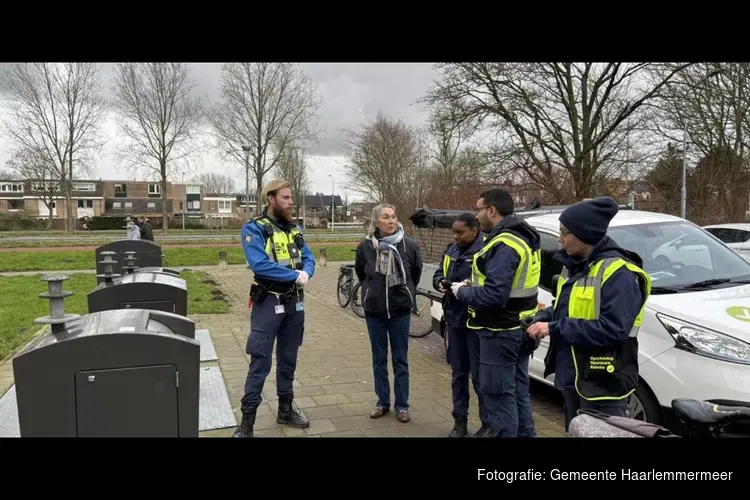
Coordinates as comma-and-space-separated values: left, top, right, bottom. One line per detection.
672, 398, 750, 426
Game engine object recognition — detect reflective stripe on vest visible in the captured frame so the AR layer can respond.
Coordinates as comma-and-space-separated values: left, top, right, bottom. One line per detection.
258, 218, 303, 270
554, 257, 652, 338
467, 232, 541, 330
556, 256, 652, 402
442, 254, 451, 278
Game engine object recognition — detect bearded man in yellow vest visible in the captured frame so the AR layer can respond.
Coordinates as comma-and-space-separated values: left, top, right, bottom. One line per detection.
233, 179, 316, 438
527, 197, 651, 432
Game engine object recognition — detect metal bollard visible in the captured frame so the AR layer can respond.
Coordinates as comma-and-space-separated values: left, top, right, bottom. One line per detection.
35, 275, 81, 334
319, 247, 327, 267
219, 250, 227, 270
97, 251, 122, 285
122, 251, 139, 274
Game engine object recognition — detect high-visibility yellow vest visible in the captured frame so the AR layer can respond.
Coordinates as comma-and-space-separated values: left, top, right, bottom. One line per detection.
466, 231, 541, 331
555, 256, 651, 401
254, 216, 303, 271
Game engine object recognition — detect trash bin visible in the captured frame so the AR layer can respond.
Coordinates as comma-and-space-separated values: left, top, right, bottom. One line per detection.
88, 252, 189, 319
12, 274, 200, 438
94, 240, 163, 285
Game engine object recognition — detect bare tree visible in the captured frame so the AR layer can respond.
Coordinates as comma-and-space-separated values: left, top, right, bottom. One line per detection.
420, 63, 694, 203
0, 170, 14, 181
205, 63, 323, 212
272, 139, 310, 219
342, 112, 429, 223
6, 146, 61, 227
646, 63, 750, 221
191, 172, 236, 195
111, 63, 203, 231
0, 63, 107, 232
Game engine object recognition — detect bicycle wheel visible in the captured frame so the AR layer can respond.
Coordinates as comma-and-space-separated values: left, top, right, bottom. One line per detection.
350, 282, 366, 318
336, 273, 352, 308
408, 290, 434, 338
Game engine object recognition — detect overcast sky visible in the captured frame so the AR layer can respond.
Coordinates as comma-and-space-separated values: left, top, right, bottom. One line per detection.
0, 63, 440, 201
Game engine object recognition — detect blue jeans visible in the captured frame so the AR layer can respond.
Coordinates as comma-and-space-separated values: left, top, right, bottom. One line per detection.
365, 313, 410, 412
477, 328, 536, 437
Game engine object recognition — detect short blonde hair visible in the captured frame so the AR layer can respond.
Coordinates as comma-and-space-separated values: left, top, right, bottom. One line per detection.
261, 179, 291, 205
368, 203, 396, 236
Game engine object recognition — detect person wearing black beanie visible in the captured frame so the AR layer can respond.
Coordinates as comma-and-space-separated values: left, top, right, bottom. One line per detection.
450, 187, 541, 438
527, 196, 652, 432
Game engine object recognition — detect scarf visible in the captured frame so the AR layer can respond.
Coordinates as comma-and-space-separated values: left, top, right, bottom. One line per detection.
368, 223, 407, 289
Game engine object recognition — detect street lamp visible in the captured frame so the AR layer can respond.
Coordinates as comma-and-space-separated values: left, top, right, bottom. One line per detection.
680, 69, 723, 219
242, 144, 252, 215
328, 174, 334, 232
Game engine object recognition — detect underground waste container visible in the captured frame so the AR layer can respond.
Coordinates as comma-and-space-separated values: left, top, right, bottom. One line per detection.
94, 240, 164, 285
88, 252, 189, 319
13, 274, 200, 438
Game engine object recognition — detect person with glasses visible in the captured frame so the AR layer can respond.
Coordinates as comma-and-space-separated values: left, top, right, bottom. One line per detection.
527, 197, 651, 432
449, 188, 542, 437
355, 203, 423, 423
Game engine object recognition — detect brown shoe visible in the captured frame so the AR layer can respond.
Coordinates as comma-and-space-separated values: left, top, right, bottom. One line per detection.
370, 406, 389, 418
397, 410, 410, 423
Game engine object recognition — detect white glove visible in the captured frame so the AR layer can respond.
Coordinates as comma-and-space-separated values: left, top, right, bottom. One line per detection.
295, 271, 309, 286
450, 282, 465, 296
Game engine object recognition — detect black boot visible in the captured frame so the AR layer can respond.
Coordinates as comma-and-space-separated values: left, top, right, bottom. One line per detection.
277, 395, 310, 428
473, 422, 492, 437
232, 409, 257, 438
448, 417, 468, 438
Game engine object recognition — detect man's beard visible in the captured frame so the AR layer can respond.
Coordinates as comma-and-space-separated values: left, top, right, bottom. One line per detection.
271, 206, 293, 222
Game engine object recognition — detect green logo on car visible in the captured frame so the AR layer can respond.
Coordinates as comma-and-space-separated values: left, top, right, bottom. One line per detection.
726, 306, 750, 322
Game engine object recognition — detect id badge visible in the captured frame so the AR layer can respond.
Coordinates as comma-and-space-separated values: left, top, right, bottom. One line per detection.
274, 304, 285, 315
295, 302, 304, 312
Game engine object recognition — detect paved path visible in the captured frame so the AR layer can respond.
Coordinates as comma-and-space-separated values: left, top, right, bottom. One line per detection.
0, 262, 566, 438
194, 263, 567, 437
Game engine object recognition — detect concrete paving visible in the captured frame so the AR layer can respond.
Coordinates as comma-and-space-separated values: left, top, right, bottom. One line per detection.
0, 262, 567, 438
193, 263, 567, 437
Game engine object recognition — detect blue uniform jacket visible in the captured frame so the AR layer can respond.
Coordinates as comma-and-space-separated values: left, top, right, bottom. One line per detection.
538, 236, 645, 390
455, 214, 541, 334
432, 234, 484, 330
241, 214, 316, 284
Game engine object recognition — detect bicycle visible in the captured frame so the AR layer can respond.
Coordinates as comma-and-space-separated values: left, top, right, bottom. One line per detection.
336, 249, 366, 318
569, 398, 750, 438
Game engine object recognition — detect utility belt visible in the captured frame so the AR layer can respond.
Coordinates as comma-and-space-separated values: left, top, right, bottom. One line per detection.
250, 278, 303, 305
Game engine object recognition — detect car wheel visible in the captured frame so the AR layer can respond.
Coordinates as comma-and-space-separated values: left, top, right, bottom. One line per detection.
628, 383, 662, 425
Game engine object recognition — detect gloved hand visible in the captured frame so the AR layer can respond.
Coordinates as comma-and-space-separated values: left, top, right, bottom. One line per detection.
450, 282, 465, 296
295, 271, 309, 286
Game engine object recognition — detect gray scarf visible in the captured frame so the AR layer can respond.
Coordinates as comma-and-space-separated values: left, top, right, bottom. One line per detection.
368, 224, 407, 289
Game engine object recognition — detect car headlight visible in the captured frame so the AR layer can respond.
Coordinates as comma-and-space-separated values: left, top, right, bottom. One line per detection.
657, 314, 750, 365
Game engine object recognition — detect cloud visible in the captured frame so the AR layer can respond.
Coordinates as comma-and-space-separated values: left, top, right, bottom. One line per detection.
0, 62, 440, 202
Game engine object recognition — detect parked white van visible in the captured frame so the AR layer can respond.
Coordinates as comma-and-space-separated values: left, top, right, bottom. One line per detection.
416, 207, 750, 426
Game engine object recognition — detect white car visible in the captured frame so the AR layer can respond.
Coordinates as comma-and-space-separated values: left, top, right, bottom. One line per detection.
703, 223, 750, 262
420, 208, 750, 426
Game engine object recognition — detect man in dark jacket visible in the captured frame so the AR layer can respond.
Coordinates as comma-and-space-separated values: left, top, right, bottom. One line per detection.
451, 188, 541, 438
528, 197, 651, 431
432, 212, 489, 437
137, 216, 154, 241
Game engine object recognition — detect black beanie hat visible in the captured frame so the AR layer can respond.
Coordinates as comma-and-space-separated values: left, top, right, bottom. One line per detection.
558, 196, 619, 245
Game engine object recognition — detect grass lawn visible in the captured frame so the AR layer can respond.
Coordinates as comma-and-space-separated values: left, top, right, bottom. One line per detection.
0, 270, 227, 361
0, 243, 357, 273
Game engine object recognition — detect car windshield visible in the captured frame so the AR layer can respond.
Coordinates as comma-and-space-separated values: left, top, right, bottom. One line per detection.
607, 221, 750, 289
